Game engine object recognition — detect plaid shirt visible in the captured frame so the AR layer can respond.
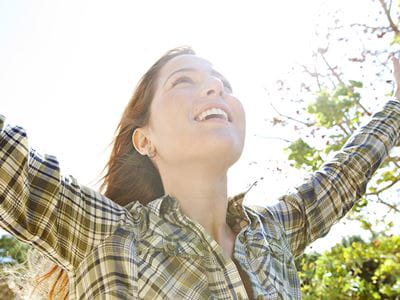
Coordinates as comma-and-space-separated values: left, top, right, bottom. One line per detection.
0, 100, 399, 299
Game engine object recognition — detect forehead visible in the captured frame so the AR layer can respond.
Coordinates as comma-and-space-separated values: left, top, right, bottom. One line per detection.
159, 54, 213, 79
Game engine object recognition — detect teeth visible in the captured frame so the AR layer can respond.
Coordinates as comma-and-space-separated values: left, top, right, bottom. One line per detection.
197, 108, 228, 121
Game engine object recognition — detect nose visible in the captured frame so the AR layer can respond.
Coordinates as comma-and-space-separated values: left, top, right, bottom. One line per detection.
201, 77, 225, 98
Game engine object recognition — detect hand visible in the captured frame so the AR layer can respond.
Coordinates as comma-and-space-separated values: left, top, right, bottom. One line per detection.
391, 54, 400, 99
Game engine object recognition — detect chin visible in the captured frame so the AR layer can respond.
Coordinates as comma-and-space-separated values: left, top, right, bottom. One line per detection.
210, 142, 243, 166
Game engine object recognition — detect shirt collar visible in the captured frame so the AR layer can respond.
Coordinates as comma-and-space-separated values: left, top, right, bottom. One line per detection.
145, 192, 251, 233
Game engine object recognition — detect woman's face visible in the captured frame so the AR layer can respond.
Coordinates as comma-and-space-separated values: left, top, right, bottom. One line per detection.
144, 54, 246, 170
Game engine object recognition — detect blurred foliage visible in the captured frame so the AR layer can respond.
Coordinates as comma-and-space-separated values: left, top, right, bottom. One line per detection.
0, 235, 29, 300
295, 235, 400, 299
284, 81, 363, 172
0, 235, 29, 266
0, 235, 29, 299
284, 80, 368, 170
307, 83, 359, 129
285, 138, 322, 171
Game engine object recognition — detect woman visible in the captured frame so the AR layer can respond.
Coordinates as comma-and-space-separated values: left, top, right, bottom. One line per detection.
0, 46, 399, 299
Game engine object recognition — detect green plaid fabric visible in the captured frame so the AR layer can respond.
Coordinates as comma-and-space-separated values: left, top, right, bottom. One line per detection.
0, 100, 399, 299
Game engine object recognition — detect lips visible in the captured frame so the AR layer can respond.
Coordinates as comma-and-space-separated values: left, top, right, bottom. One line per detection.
194, 103, 232, 122
196, 108, 229, 122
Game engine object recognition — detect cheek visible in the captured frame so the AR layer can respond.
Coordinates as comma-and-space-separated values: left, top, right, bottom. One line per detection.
157, 91, 194, 121
233, 100, 246, 131
232, 101, 246, 152
240, 103, 246, 124
150, 99, 193, 145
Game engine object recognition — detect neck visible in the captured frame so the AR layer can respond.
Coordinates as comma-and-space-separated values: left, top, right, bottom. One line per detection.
159, 164, 233, 244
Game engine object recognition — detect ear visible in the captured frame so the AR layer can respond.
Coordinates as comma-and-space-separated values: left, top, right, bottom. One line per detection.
132, 127, 152, 156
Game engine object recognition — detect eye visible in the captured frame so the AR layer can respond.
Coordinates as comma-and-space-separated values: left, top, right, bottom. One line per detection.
171, 76, 194, 87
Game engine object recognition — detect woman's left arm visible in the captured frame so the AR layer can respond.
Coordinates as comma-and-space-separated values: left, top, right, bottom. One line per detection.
267, 56, 400, 257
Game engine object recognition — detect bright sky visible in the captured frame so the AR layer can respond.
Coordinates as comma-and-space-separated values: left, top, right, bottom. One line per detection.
1, 0, 379, 252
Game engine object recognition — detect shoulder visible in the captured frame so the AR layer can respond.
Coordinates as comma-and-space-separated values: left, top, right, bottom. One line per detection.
244, 204, 287, 240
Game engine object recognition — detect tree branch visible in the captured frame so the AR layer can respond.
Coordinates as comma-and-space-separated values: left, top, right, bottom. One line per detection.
385, 155, 400, 168
377, 195, 400, 214
328, 23, 392, 33
392, 159, 400, 169
337, 123, 350, 136
343, 113, 355, 132
377, 0, 400, 35
356, 101, 372, 116
254, 134, 292, 143
366, 177, 400, 196
300, 64, 322, 91
269, 102, 315, 127
319, 51, 345, 86
314, 64, 322, 92
350, 23, 392, 33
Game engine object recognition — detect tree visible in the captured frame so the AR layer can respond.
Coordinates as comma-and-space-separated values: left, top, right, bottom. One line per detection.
0, 235, 31, 300
269, 0, 400, 236
268, 0, 400, 297
296, 235, 400, 299
0, 235, 30, 265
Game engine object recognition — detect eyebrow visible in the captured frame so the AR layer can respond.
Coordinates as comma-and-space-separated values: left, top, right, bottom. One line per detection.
163, 67, 230, 88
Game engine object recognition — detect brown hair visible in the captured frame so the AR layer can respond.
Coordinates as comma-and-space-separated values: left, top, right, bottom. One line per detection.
32, 46, 196, 299
99, 46, 195, 205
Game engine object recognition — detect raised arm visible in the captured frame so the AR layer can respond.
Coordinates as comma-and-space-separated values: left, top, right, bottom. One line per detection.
0, 115, 129, 271
265, 99, 400, 257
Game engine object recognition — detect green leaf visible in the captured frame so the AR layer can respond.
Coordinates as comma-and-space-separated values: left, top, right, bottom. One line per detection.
349, 80, 363, 88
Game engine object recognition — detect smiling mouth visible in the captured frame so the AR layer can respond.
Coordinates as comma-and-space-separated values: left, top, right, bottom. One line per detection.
195, 108, 231, 122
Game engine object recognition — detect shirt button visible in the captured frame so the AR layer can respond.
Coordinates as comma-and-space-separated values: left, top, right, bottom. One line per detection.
165, 243, 176, 252
132, 210, 142, 223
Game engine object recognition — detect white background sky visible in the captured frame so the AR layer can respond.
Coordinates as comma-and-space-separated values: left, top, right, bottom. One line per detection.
1, 0, 381, 252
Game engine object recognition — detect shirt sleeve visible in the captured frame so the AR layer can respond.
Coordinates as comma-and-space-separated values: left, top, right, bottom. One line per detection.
266, 99, 400, 257
0, 115, 129, 271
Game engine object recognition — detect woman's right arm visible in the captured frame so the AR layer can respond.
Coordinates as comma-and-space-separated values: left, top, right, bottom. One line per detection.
0, 114, 129, 271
